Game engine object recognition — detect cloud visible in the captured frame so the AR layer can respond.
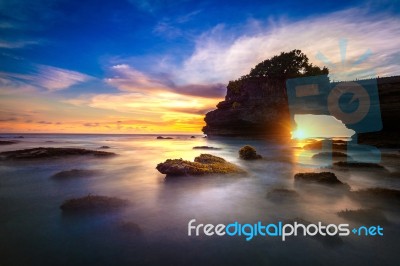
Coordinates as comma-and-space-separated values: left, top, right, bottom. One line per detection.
106, 64, 173, 91
34, 65, 93, 91
0, 64, 93, 92
0, 117, 17, 122
106, 64, 225, 98
0, 40, 41, 49
83, 122, 99, 127
175, 8, 400, 83
37, 120, 52, 124
127, 0, 188, 14
153, 10, 201, 39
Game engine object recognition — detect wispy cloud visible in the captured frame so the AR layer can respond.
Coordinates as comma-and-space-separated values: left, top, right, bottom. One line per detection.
153, 10, 201, 39
34, 65, 93, 91
0, 64, 93, 92
174, 8, 400, 83
106, 64, 225, 98
0, 40, 40, 49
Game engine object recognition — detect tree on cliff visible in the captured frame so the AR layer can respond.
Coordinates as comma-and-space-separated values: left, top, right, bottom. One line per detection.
246, 49, 328, 80
228, 49, 328, 93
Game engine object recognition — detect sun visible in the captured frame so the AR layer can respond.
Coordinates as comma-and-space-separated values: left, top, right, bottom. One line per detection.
292, 129, 307, 139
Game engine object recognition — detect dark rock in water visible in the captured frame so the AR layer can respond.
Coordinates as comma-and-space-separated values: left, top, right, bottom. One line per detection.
193, 146, 221, 150
156, 136, 173, 139
52, 169, 98, 179
60, 195, 128, 212
294, 172, 347, 187
351, 187, 400, 201
156, 154, 245, 177
0, 140, 18, 145
15, 136, 24, 139
337, 208, 389, 225
303, 140, 347, 151
99, 146, 110, 149
267, 188, 299, 201
239, 145, 262, 160
333, 161, 385, 169
0, 147, 115, 160
118, 222, 142, 235
190, 136, 196, 138
312, 151, 351, 160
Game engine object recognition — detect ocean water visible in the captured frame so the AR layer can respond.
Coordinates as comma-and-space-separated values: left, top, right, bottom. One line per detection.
0, 134, 399, 266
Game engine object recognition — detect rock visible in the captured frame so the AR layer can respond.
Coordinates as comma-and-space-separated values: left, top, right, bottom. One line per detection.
303, 140, 347, 151
238, 145, 262, 160
156, 136, 173, 139
337, 208, 389, 225
333, 161, 385, 169
203, 77, 290, 138
312, 151, 351, 160
60, 195, 129, 212
294, 172, 347, 187
193, 146, 221, 150
0, 147, 115, 160
156, 154, 245, 177
99, 146, 110, 149
203, 75, 400, 146
0, 140, 18, 145
14, 136, 24, 139
351, 187, 400, 201
190, 136, 196, 138
266, 188, 299, 201
51, 169, 98, 179
358, 76, 400, 148
118, 222, 142, 235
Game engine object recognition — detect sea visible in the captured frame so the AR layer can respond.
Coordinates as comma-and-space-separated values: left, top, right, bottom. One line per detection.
0, 134, 399, 266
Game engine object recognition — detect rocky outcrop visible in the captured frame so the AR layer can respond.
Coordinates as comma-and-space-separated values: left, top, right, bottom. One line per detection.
333, 161, 385, 169
294, 172, 346, 186
238, 145, 262, 160
156, 154, 245, 177
51, 169, 98, 179
203, 78, 290, 138
203, 76, 400, 146
0, 140, 18, 145
0, 147, 115, 160
60, 195, 129, 212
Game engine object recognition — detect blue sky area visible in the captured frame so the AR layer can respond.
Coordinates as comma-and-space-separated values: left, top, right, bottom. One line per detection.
0, 0, 399, 133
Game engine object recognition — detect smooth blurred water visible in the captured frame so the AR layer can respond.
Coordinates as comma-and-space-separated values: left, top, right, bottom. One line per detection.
0, 134, 399, 266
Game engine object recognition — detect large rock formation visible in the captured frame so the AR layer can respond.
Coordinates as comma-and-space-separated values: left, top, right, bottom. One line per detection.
358, 76, 400, 148
202, 78, 291, 138
203, 76, 400, 147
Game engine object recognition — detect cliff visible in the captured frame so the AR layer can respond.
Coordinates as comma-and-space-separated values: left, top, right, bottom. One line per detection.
202, 78, 291, 138
358, 76, 400, 147
203, 76, 400, 147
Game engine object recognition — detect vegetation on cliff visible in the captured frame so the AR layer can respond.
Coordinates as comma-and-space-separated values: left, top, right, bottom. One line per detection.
227, 49, 329, 94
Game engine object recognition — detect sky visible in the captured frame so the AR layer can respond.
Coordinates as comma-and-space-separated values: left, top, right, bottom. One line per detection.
0, 0, 399, 134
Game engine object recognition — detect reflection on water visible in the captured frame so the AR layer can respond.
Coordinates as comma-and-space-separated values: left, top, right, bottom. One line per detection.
0, 134, 399, 265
